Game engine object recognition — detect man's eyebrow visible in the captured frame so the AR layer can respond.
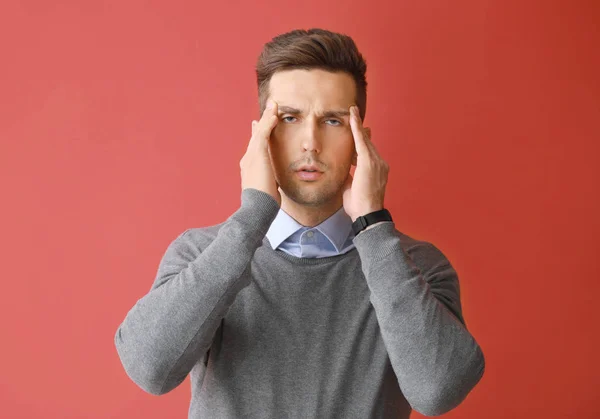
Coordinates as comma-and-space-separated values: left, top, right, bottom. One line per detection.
277, 105, 351, 118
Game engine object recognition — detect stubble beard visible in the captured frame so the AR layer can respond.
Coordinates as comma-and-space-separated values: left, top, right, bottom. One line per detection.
280, 171, 347, 208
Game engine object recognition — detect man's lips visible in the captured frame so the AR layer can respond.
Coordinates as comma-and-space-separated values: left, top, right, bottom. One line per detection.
296, 165, 322, 173
296, 170, 323, 181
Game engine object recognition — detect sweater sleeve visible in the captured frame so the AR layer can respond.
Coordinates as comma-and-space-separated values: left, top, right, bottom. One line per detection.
114, 188, 280, 396
352, 222, 485, 417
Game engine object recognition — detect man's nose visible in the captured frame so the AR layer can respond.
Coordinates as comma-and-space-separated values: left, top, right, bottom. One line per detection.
301, 120, 322, 153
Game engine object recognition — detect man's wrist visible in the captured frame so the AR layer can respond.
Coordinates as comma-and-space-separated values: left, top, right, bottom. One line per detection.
355, 221, 389, 235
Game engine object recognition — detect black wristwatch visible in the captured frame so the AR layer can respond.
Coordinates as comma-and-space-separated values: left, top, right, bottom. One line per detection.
352, 208, 393, 236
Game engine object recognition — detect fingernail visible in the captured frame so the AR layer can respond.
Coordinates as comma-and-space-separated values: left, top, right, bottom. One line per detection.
266, 100, 274, 110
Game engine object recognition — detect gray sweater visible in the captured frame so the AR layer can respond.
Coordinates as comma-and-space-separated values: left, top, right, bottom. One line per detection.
114, 188, 485, 418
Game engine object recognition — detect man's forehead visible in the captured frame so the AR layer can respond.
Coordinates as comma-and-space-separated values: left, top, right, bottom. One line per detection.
269, 69, 356, 107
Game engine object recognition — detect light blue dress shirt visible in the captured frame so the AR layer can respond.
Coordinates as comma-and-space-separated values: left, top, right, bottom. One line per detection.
265, 206, 357, 258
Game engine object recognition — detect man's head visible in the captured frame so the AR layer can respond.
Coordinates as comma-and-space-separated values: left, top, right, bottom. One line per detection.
255, 29, 368, 211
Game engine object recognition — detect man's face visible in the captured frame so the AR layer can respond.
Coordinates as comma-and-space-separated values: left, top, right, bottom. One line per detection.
267, 69, 357, 208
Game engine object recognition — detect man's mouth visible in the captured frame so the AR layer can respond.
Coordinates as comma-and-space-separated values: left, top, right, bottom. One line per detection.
296, 170, 323, 181
296, 165, 323, 173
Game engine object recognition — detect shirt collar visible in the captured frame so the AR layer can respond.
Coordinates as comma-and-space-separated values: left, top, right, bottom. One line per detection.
266, 206, 354, 252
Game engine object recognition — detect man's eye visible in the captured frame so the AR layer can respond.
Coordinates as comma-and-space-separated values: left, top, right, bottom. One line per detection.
280, 116, 341, 126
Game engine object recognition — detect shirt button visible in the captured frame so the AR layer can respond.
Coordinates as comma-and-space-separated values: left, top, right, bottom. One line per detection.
306, 231, 314, 238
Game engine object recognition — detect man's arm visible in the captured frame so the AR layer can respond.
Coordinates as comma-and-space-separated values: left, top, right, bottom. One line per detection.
353, 222, 485, 416
114, 189, 280, 395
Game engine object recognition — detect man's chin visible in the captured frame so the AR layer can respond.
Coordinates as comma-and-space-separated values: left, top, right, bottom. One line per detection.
281, 184, 340, 207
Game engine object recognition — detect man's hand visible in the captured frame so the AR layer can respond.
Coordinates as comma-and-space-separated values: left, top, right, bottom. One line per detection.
240, 99, 281, 206
342, 105, 390, 222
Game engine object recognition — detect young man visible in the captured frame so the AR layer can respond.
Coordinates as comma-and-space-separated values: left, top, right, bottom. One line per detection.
115, 28, 485, 418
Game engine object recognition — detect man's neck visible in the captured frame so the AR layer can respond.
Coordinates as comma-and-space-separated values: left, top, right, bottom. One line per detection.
280, 194, 344, 227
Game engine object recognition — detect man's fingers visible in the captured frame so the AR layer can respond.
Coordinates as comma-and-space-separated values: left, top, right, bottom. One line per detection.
251, 100, 278, 148
350, 105, 368, 157
248, 100, 279, 152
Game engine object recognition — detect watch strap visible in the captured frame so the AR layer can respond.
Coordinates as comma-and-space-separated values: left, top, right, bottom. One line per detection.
352, 208, 393, 235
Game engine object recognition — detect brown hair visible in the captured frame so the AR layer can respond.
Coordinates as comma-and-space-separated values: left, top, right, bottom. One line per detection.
255, 28, 368, 121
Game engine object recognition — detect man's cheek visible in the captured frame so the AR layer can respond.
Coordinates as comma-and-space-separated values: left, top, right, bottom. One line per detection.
272, 124, 294, 143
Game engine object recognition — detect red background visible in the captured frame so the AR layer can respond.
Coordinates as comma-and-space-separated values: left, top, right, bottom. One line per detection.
1, 1, 598, 418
